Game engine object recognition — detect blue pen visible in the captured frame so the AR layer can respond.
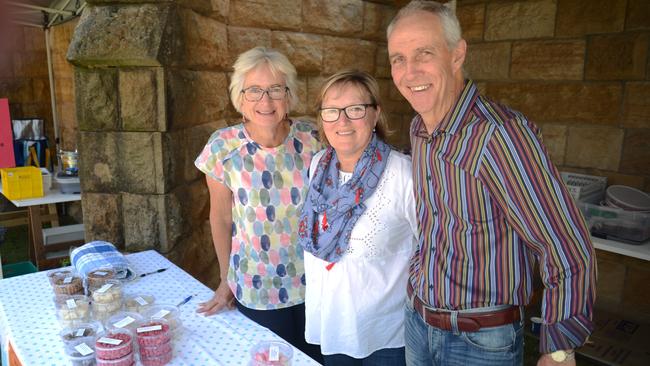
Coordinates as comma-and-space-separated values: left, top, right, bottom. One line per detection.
177, 294, 196, 307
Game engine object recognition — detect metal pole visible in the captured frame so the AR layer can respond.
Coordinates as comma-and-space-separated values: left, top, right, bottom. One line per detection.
47, 0, 73, 28
9, 20, 43, 28
6, 1, 73, 16
45, 28, 60, 162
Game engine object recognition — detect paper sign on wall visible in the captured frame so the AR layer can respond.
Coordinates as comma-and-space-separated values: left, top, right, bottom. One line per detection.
0, 98, 16, 168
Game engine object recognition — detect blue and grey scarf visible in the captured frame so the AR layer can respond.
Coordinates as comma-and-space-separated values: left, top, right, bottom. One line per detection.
298, 134, 391, 263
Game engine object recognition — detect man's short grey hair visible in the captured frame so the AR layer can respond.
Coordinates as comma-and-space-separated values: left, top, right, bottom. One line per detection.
387, 0, 462, 50
229, 47, 299, 113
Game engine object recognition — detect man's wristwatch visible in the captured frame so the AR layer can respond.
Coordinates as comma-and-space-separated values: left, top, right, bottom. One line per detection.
550, 349, 575, 362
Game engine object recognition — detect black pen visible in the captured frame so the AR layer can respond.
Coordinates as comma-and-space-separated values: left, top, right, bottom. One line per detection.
139, 268, 169, 278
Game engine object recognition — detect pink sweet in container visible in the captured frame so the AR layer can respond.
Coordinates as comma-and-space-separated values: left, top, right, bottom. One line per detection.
140, 340, 172, 358
250, 341, 293, 366
95, 352, 134, 366
140, 350, 173, 366
136, 319, 171, 347
95, 329, 133, 360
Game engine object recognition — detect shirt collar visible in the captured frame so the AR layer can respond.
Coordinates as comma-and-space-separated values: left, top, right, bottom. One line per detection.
411, 80, 479, 139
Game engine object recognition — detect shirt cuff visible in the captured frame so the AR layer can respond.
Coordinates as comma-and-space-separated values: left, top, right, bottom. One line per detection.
539, 313, 594, 353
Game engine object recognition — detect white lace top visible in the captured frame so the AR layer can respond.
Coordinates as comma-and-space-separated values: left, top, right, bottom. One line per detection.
303, 149, 418, 357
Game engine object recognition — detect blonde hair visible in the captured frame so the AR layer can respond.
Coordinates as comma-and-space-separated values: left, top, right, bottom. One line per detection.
315, 69, 391, 145
229, 47, 299, 113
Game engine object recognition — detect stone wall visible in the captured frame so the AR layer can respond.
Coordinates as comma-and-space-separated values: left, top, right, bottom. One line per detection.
457, 0, 650, 319
459, 0, 650, 191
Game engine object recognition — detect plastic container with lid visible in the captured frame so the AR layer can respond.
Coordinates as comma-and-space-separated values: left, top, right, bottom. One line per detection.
143, 304, 182, 333
123, 293, 155, 314
64, 337, 96, 366
91, 280, 124, 322
105, 311, 143, 333
95, 328, 133, 360
606, 185, 650, 212
95, 352, 134, 366
47, 268, 75, 285
60, 321, 102, 345
249, 340, 293, 366
578, 202, 650, 244
136, 318, 172, 347
52, 274, 84, 295
55, 172, 81, 194
86, 268, 116, 289
54, 294, 91, 328
140, 350, 173, 366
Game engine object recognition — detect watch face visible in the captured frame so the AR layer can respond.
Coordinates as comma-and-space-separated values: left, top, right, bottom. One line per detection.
551, 351, 567, 362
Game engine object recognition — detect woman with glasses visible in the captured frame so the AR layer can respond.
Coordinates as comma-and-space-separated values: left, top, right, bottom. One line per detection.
298, 70, 418, 365
194, 47, 323, 361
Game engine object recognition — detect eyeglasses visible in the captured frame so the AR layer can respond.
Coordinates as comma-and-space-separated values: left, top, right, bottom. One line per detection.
241, 86, 289, 102
319, 104, 376, 123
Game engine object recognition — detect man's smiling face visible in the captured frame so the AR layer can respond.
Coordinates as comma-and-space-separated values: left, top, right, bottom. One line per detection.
388, 11, 465, 126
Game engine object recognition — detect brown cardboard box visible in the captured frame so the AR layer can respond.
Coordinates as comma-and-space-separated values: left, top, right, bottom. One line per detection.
579, 308, 650, 366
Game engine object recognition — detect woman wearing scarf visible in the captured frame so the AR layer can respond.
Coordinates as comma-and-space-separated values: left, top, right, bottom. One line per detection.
298, 70, 418, 366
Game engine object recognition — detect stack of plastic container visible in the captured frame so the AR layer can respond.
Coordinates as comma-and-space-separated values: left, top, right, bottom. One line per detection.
136, 318, 173, 366
95, 328, 135, 366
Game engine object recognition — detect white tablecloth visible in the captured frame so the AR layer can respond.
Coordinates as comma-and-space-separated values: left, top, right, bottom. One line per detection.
0, 250, 320, 365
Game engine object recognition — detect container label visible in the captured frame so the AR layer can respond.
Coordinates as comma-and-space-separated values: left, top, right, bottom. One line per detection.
98, 337, 122, 346
269, 345, 280, 361
134, 296, 149, 306
113, 316, 136, 328
75, 328, 86, 337
152, 309, 170, 319
137, 325, 163, 333
75, 342, 94, 356
96, 283, 114, 293
63, 276, 73, 284
94, 271, 108, 277
66, 299, 77, 309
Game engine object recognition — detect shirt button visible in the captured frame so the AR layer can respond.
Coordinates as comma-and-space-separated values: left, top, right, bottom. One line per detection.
427, 175, 431, 180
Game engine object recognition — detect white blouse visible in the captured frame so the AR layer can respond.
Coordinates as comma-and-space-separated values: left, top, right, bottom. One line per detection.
304, 149, 418, 358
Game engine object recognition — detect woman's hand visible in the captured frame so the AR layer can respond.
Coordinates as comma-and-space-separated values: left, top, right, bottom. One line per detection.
196, 281, 235, 316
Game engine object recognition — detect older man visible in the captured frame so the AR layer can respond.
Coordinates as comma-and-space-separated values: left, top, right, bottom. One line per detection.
387, 1, 596, 365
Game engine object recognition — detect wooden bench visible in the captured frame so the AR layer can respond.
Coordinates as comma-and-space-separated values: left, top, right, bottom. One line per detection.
38, 223, 85, 269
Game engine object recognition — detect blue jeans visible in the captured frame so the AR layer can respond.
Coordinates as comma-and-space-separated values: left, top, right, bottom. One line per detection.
404, 301, 524, 366
324, 347, 406, 366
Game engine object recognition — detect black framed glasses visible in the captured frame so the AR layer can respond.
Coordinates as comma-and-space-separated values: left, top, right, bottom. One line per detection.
319, 104, 376, 123
241, 85, 289, 102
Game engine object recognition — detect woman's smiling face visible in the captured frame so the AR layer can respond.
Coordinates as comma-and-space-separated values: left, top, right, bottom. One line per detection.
321, 83, 378, 168
240, 64, 289, 128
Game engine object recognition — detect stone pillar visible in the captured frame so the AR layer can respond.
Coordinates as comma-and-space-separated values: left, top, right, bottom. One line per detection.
67, 1, 229, 283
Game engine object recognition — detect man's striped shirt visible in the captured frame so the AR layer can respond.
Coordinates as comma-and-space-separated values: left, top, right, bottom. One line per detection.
409, 80, 596, 353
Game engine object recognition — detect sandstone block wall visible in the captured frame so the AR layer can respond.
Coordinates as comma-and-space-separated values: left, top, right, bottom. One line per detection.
459, 0, 650, 190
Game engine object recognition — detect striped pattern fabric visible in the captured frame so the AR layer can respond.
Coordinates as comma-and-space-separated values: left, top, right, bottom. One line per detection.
409, 80, 596, 353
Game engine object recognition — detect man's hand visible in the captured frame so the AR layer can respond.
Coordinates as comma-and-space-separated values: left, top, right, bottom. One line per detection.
537, 351, 576, 366
196, 281, 235, 316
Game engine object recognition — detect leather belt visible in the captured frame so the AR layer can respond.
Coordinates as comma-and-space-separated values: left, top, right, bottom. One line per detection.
407, 283, 520, 332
